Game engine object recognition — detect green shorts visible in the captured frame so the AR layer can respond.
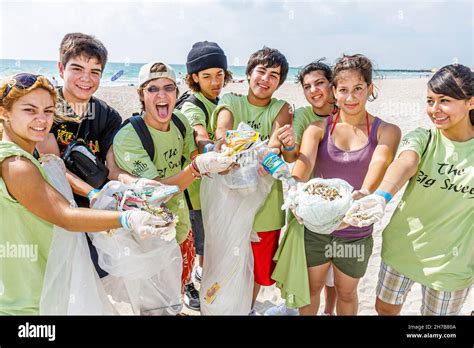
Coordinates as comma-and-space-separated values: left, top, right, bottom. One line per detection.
304, 227, 373, 279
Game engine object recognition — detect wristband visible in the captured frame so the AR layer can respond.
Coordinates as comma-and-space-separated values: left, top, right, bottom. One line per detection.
204, 143, 215, 153
190, 159, 201, 177
374, 190, 392, 203
283, 144, 296, 151
88, 188, 100, 201
120, 211, 130, 229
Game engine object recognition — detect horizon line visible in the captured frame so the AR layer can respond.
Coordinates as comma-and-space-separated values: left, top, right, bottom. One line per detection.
0, 58, 435, 72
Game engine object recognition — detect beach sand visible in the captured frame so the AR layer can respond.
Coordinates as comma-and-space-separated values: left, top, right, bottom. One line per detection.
95, 78, 473, 316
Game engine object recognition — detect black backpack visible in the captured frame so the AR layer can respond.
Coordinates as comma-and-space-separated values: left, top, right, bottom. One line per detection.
121, 113, 195, 209
175, 90, 217, 126
122, 113, 186, 162
61, 117, 110, 188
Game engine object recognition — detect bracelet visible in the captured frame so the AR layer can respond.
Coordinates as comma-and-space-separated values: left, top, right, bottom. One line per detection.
283, 144, 296, 151
119, 211, 130, 229
88, 188, 100, 201
189, 160, 201, 178
374, 190, 392, 203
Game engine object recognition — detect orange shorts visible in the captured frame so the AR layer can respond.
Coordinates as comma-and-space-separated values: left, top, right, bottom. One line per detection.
251, 229, 281, 286
180, 230, 196, 292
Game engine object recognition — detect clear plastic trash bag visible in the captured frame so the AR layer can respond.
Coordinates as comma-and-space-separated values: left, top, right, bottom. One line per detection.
200, 168, 273, 315
221, 122, 260, 193
39, 155, 116, 315
282, 178, 353, 235
90, 181, 183, 315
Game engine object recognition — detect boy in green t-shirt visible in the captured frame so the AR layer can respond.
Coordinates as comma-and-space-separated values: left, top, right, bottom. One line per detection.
211, 47, 297, 313
180, 41, 233, 284
113, 61, 235, 312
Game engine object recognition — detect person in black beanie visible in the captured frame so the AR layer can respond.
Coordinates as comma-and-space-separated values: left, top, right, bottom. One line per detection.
179, 41, 233, 312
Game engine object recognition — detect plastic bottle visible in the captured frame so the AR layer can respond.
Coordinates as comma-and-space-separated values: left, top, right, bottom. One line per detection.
256, 145, 297, 188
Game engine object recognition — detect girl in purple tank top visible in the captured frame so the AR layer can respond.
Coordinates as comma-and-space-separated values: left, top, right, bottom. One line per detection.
292, 54, 401, 315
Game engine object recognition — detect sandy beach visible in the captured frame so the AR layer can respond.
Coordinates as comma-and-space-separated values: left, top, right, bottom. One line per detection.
95, 79, 473, 316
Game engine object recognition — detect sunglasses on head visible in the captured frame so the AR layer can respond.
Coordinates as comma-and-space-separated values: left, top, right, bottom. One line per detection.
2, 73, 53, 99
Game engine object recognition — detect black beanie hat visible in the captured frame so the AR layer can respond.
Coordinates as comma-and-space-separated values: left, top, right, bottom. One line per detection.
186, 41, 228, 74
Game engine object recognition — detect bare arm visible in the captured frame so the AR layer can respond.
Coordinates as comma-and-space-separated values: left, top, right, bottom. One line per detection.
360, 122, 402, 192
214, 108, 234, 140
2, 157, 122, 232
154, 163, 198, 192
193, 124, 213, 154
376, 150, 420, 196
270, 103, 297, 163
291, 122, 325, 182
106, 145, 138, 185
65, 171, 94, 197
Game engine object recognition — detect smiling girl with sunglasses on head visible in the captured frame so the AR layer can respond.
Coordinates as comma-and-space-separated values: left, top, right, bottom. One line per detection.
345, 63, 473, 316
0, 73, 171, 314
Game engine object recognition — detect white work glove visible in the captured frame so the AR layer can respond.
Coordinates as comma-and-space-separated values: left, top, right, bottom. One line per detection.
351, 188, 371, 201
131, 178, 163, 192
194, 151, 236, 174
120, 210, 176, 241
343, 194, 387, 228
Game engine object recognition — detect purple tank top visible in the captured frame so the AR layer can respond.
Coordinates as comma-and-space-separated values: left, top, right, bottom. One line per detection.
313, 117, 382, 239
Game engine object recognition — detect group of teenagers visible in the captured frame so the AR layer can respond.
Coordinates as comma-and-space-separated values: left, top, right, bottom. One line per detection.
0, 32, 472, 316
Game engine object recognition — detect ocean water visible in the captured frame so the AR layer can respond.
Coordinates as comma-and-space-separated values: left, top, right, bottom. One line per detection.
0, 59, 432, 86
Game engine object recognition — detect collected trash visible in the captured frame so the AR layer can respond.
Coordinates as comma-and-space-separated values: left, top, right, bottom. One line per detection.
90, 181, 183, 315
283, 178, 353, 235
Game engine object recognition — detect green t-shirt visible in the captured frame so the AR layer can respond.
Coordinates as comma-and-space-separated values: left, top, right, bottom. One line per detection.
180, 92, 218, 210
0, 142, 54, 315
270, 105, 329, 307
113, 111, 197, 244
382, 128, 474, 292
211, 94, 287, 232
293, 106, 328, 145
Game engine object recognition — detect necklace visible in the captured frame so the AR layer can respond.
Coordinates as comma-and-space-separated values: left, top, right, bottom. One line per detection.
329, 110, 370, 137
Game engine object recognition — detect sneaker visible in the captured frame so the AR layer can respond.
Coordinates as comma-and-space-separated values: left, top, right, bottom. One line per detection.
194, 266, 203, 283
264, 303, 299, 316
183, 283, 200, 311
249, 308, 259, 316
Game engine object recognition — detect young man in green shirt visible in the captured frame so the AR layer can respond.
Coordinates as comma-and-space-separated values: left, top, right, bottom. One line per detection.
211, 47, 297, 314
180, 41, 233, 283
113, 61, 235, 311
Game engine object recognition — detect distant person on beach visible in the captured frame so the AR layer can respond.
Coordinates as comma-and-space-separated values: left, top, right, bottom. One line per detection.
267, 59, 339, 316
178, 41, 233, 311
111, 61, 235, 310
291, 54, 401, 315
211, 46, 296, 315
37, 32, 155, 278
345, 63, 473, 316
0, 74, 166, 314
50, 76, 58, 87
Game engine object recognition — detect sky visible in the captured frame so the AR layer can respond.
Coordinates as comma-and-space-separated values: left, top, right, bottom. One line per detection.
0, 0, 472, 69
